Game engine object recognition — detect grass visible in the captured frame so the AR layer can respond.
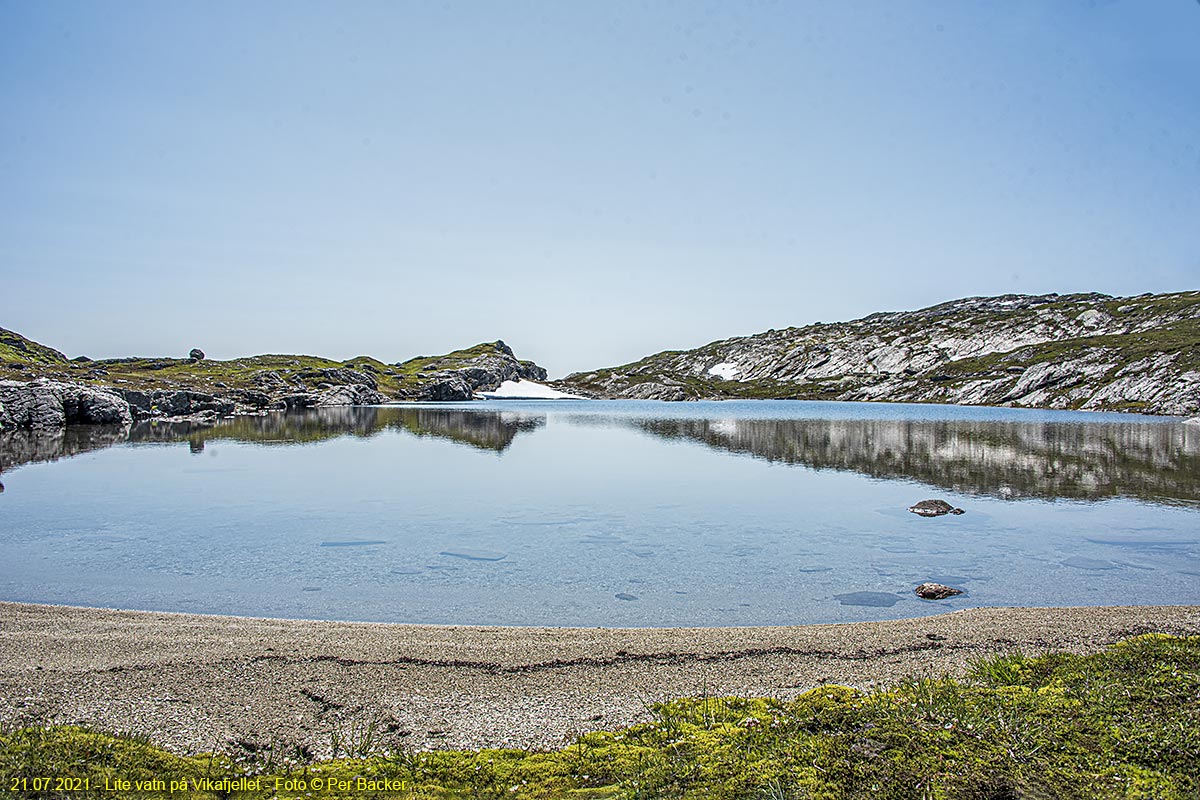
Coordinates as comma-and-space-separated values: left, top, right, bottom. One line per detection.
1, 634, 1196, 798
0, 327, 68, 367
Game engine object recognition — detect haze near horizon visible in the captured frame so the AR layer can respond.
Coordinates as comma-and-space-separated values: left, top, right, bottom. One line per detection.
2, 1, 1197, 377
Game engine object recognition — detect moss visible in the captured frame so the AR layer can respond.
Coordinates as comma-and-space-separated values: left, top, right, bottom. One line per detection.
2, 635, 1197, 799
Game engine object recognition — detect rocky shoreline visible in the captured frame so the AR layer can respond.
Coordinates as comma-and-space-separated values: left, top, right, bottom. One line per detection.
1, 602, 1196, 757
0, 338, 549, 431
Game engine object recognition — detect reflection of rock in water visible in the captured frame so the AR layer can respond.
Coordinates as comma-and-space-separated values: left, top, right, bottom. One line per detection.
637, 417, 1200, 505
132, 407, 546, 453
0, 407, 549, 475
129, 406, 385, 446
0, 424, 132, 477
392, 408, 545, 452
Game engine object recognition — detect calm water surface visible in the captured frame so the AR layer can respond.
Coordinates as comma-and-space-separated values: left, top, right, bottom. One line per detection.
1, 400, 1198, 626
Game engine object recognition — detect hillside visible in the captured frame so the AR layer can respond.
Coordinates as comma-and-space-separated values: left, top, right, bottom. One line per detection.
0, 333, 547, 428
555, 291, 1200, 416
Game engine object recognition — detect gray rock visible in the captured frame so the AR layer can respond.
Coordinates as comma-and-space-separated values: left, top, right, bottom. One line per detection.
320, 368, 377, 390
908, 499, 965, 517
618, 382, 690, 401
189, 348, 205, 361
119, 389, 234, 420
314, 384, 385, 407
555, 291, 1200, 416
0, 379, 133, 429
914, 582, 964, 600
418, 375, 476, 401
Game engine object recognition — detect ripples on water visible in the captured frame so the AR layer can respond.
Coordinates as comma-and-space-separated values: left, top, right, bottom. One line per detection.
1, 401, 1197, 625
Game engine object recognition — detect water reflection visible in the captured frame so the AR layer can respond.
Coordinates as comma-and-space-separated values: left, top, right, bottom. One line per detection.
633, 417, 1200, 505
0, 407, 543, 471
2, 405, 1198, 506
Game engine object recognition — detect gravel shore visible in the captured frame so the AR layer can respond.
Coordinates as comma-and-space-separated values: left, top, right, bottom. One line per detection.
1, 602, 1196, 757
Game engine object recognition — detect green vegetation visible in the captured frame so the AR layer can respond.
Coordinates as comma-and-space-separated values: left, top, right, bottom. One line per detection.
0, 327, 68, 367
0, 329, 526, 400
3, 635, 1197, 798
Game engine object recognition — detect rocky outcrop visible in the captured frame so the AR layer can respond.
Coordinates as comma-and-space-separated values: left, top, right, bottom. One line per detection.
275, 385, 385, 409
120, 389, 235, 420
0, 380, 132, 429
558, 291, 1200, 416
407, 341, 549, 401
617, 382, 689, 401
0, 330, 552, 427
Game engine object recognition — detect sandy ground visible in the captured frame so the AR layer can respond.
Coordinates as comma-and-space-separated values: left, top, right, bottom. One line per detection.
0, 602, 1197, 757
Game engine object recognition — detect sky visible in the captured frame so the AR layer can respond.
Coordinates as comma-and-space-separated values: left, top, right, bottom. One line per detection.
1, 1, 1198, 377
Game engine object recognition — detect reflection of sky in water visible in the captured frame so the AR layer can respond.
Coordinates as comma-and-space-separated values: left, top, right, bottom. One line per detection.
0, 401, 1198, 626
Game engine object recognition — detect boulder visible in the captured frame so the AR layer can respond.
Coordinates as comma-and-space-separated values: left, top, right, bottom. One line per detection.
908, 499, 965, 517
189, 348, 205, 361
914, 582, 964, 600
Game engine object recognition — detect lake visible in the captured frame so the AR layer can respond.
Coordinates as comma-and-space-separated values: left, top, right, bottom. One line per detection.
1, 400, 1198, 626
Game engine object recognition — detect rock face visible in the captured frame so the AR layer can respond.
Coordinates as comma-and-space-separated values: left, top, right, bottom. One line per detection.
0, 380, 132, 429
914, 582, 964, 600
557, 291, 1200, 416
407, 341, 549, 401
120, 389, 235, 420
908, 499, 965, 517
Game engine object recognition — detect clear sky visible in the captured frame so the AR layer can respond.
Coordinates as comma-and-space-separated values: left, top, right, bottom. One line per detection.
2, 1, 1197, 377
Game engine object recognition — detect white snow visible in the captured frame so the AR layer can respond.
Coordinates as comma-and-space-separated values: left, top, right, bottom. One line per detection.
477, 379, 585, 400
707, 362, 740, 380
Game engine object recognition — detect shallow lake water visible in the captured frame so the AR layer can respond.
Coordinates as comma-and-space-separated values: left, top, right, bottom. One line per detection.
1, 400, 1198, 626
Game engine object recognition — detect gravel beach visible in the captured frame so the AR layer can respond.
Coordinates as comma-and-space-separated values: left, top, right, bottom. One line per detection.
1, 602, 1196, 757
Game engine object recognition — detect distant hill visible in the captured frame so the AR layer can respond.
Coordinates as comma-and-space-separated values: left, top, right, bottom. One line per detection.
554, 291, 1200, 416
0, 332, 548, 428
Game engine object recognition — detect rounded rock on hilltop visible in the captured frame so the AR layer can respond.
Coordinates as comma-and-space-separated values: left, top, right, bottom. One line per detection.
189, 348, 205, 361
914, 582, 964, 600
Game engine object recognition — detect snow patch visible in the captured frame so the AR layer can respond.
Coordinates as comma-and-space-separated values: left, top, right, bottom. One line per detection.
708, 362, 740, 380
477, 380, 584, 400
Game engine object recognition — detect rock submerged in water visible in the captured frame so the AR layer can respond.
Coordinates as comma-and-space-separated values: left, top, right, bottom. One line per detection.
914, 582, 964, 600
908, 499, 965, 517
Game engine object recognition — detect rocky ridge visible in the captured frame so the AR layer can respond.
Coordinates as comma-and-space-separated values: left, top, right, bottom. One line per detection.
0, 332, 547, 429
556, 291, 1200, 416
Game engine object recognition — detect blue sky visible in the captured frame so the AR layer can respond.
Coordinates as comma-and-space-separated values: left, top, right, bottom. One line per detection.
2, 1, 1197, 376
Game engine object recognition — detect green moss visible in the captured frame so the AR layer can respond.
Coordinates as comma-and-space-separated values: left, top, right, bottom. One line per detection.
2, 635, 1197, 799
